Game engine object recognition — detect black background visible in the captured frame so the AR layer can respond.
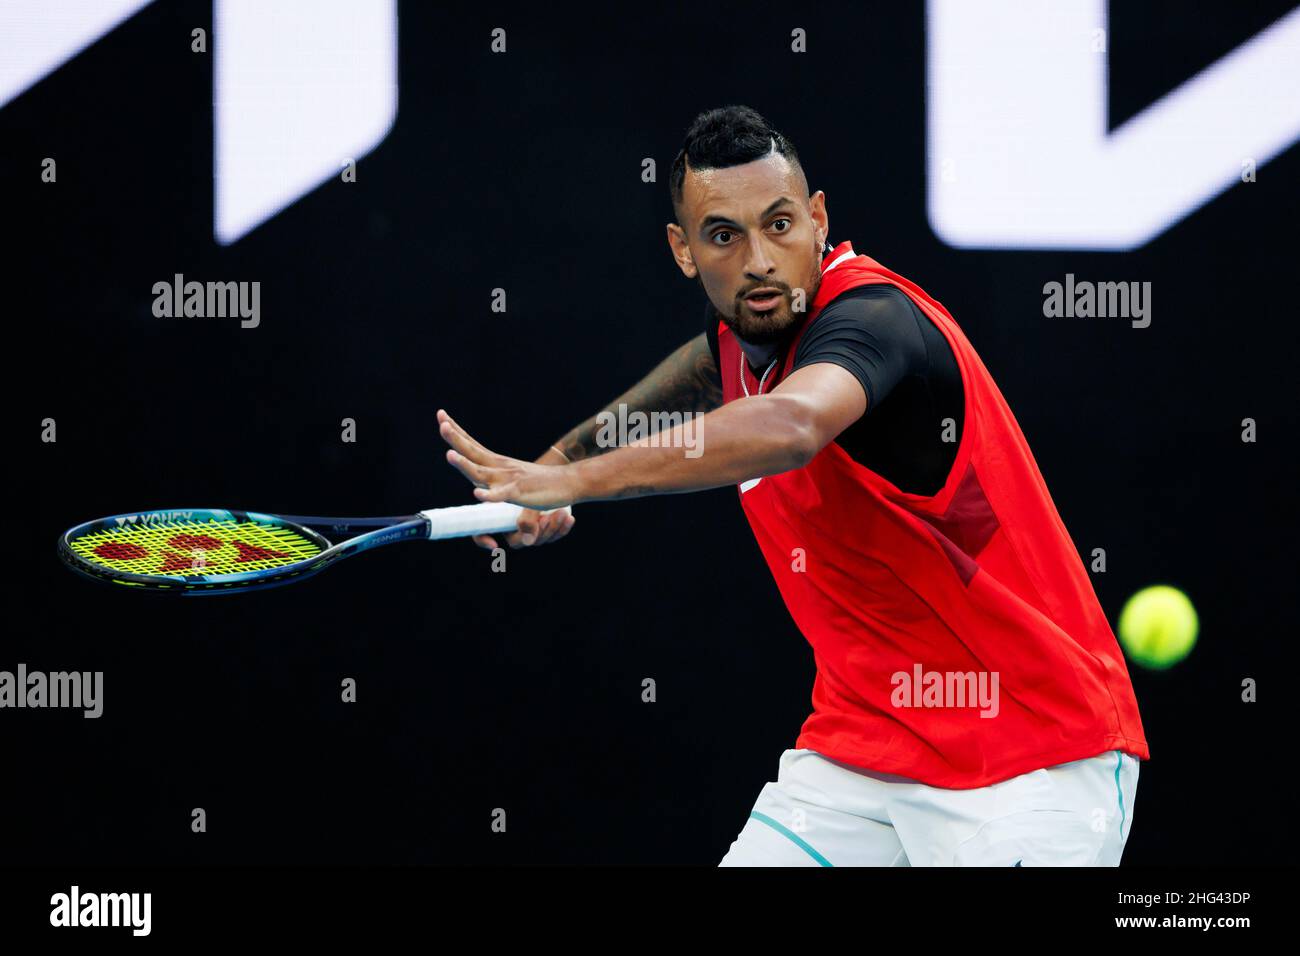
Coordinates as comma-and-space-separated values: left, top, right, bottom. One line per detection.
5, 0, 1297, 866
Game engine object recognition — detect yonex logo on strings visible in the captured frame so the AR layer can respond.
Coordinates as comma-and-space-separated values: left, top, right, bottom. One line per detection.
114, 512, 195, 527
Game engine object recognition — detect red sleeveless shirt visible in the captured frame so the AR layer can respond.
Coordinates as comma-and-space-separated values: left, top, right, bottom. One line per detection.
719, 241, 1149, 788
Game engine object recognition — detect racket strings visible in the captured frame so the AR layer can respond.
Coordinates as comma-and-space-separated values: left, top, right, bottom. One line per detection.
68, 518, 323, 577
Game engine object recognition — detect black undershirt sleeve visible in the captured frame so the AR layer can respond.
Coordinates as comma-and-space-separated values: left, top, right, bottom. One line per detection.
791, 284, 965, 497
700, 283, 964, 496
791, 285, 926, 410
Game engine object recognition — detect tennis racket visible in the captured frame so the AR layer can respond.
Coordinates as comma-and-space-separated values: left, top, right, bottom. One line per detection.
58, 503, 569, 595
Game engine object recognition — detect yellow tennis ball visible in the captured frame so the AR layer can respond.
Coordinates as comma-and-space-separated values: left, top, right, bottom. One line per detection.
1118, 585, 1198, 670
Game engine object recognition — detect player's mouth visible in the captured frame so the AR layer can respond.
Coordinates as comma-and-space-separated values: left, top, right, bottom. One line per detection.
743, 288, 784, 313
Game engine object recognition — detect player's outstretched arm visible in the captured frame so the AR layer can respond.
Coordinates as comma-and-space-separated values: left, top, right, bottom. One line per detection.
465, 333, 722, 550
438, 361, 867, 509
548, 332, 723, 464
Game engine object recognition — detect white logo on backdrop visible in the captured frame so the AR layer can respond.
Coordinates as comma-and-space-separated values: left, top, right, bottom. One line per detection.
0, 0, 398, 246
927, 1, 1300, 250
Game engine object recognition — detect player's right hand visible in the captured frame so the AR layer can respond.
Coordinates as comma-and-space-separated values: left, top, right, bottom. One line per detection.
472, 506, 575, 550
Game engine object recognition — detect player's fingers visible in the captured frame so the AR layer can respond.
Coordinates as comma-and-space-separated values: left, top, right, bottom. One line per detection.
528, 509, 570, 546
537, 510, 570, 544
446, 449, 496, 488
550, 511, 576, 542
444, 413, 505, 465
530, 510, 557, 544
515, 511, 540, 547
536, 509, 569, 545
471, 533, 499, 550
444, 447, 482, 485
438, 415, 501, 466
438, 418, 488, 462
472, 483, 516, 504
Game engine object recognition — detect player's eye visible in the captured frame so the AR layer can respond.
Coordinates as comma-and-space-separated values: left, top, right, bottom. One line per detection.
711, 229, 736, 245
771, 218, 792, 232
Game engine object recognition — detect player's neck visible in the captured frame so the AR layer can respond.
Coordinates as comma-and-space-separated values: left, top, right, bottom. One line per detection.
737, 337, 782, 371
709, 301, 798, 371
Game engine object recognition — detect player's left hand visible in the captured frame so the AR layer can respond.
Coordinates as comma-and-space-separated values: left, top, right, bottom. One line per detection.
438, 409, 582, 510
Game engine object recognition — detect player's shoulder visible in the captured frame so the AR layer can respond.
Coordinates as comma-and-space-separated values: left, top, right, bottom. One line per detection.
821, 281, 914, 316
807, 282, 920, 336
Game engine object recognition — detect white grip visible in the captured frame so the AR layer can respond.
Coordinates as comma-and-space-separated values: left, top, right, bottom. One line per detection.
417, 503, 571, 541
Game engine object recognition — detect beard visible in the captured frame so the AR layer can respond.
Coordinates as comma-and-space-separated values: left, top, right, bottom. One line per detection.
718, 283, 800, 345
699, 239, 824, 347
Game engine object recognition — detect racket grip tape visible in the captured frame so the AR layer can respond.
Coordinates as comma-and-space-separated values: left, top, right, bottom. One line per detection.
417, 503, 572, 541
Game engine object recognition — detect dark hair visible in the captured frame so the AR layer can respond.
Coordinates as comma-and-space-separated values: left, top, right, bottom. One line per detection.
669, 106, 803, 216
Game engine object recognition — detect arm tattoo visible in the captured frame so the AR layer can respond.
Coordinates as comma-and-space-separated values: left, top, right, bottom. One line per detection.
551, 333, 722, 462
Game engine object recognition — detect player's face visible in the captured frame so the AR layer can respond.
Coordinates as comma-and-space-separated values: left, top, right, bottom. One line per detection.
674, 153, 828, 345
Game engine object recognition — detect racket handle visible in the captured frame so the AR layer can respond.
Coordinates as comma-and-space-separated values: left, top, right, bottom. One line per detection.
417, 502, 572, 541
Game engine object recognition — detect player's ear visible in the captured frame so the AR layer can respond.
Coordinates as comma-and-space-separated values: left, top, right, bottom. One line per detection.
666, 222, 697, 279
808, 189, 829, 248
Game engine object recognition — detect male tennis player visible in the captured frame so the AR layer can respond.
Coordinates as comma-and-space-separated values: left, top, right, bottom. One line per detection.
438, 105, 1148, 866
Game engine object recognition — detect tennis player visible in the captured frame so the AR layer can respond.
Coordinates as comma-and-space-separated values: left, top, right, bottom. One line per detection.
438, 106, 1148, 866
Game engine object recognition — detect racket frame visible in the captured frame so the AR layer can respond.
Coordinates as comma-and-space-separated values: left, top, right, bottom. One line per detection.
58, 508, 429, 595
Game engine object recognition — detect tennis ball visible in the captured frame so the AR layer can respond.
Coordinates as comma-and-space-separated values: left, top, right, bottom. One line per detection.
1117, 585, 1198, 670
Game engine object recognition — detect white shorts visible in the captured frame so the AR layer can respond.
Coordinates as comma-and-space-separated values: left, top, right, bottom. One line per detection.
719, 747, 1139, 866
